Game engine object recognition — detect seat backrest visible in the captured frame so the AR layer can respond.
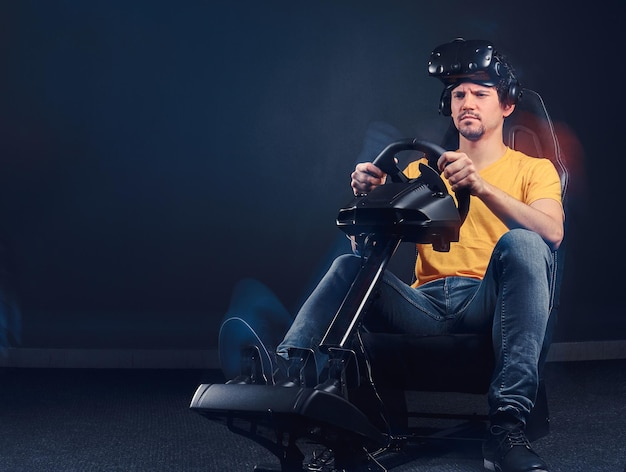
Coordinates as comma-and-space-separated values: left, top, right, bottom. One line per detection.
504, 89, 569, 198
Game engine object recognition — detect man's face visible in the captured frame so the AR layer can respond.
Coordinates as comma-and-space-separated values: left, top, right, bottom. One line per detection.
450, 82, 512, 142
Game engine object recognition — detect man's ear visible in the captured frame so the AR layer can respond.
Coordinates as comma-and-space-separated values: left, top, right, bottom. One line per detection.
503, 102, 515, 118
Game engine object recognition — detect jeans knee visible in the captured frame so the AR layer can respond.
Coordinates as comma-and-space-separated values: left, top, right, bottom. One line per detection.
499, 228, 543, 247
329, 254, 362, 281
495, 229, 552, 272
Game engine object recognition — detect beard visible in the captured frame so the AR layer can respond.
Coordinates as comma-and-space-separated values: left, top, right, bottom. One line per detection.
457, 119, 485, 142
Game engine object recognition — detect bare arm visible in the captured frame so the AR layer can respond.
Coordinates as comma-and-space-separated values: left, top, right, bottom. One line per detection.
438, 151, 564, 250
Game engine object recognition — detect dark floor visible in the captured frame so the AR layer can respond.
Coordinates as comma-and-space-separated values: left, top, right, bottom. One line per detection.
0, 359, 625, 472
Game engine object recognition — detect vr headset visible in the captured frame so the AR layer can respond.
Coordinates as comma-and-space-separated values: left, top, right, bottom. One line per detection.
428, 38, 521, 116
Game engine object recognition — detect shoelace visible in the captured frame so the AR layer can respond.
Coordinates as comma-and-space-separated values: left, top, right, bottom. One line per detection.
491, 425, 532, 450
504, 429, 532, 448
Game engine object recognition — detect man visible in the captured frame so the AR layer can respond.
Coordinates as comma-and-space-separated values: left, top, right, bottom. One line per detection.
274, 38, 564, 472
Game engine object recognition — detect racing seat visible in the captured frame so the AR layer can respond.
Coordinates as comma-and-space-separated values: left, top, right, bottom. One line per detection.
189, 88, 568, 471
357, 88, 569, 442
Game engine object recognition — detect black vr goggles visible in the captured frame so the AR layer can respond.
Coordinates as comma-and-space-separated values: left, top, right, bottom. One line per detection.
428, 38, 521, 116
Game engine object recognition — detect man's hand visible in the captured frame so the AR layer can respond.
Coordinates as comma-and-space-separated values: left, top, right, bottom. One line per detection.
437, 151, 485, 196
351, 162, 386, 196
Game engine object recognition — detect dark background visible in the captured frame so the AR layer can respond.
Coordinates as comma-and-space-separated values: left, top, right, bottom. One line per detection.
0, 1, 621, 352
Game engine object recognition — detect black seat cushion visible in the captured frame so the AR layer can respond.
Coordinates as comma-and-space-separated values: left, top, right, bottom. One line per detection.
360, 332, 495, 394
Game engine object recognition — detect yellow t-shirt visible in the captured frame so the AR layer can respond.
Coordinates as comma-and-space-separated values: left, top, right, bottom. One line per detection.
404, 147, 562, 287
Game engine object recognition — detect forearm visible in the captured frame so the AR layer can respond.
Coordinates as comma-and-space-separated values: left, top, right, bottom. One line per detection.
477, 182, 564, 250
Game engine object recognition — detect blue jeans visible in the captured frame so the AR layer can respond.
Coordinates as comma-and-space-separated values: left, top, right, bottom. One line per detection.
278, 228, 556, 423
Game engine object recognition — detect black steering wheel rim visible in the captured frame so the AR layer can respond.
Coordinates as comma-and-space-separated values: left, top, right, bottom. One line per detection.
371, 138, 470, 224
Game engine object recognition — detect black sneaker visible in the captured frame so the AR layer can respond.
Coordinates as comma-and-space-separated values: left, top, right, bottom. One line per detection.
483, 422, 549, 472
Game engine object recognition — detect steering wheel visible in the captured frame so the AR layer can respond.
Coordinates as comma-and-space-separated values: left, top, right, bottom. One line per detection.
371, 138, 470, 223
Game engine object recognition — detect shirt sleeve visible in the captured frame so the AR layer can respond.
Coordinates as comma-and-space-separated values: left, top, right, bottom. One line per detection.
525, 158, 563, 206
